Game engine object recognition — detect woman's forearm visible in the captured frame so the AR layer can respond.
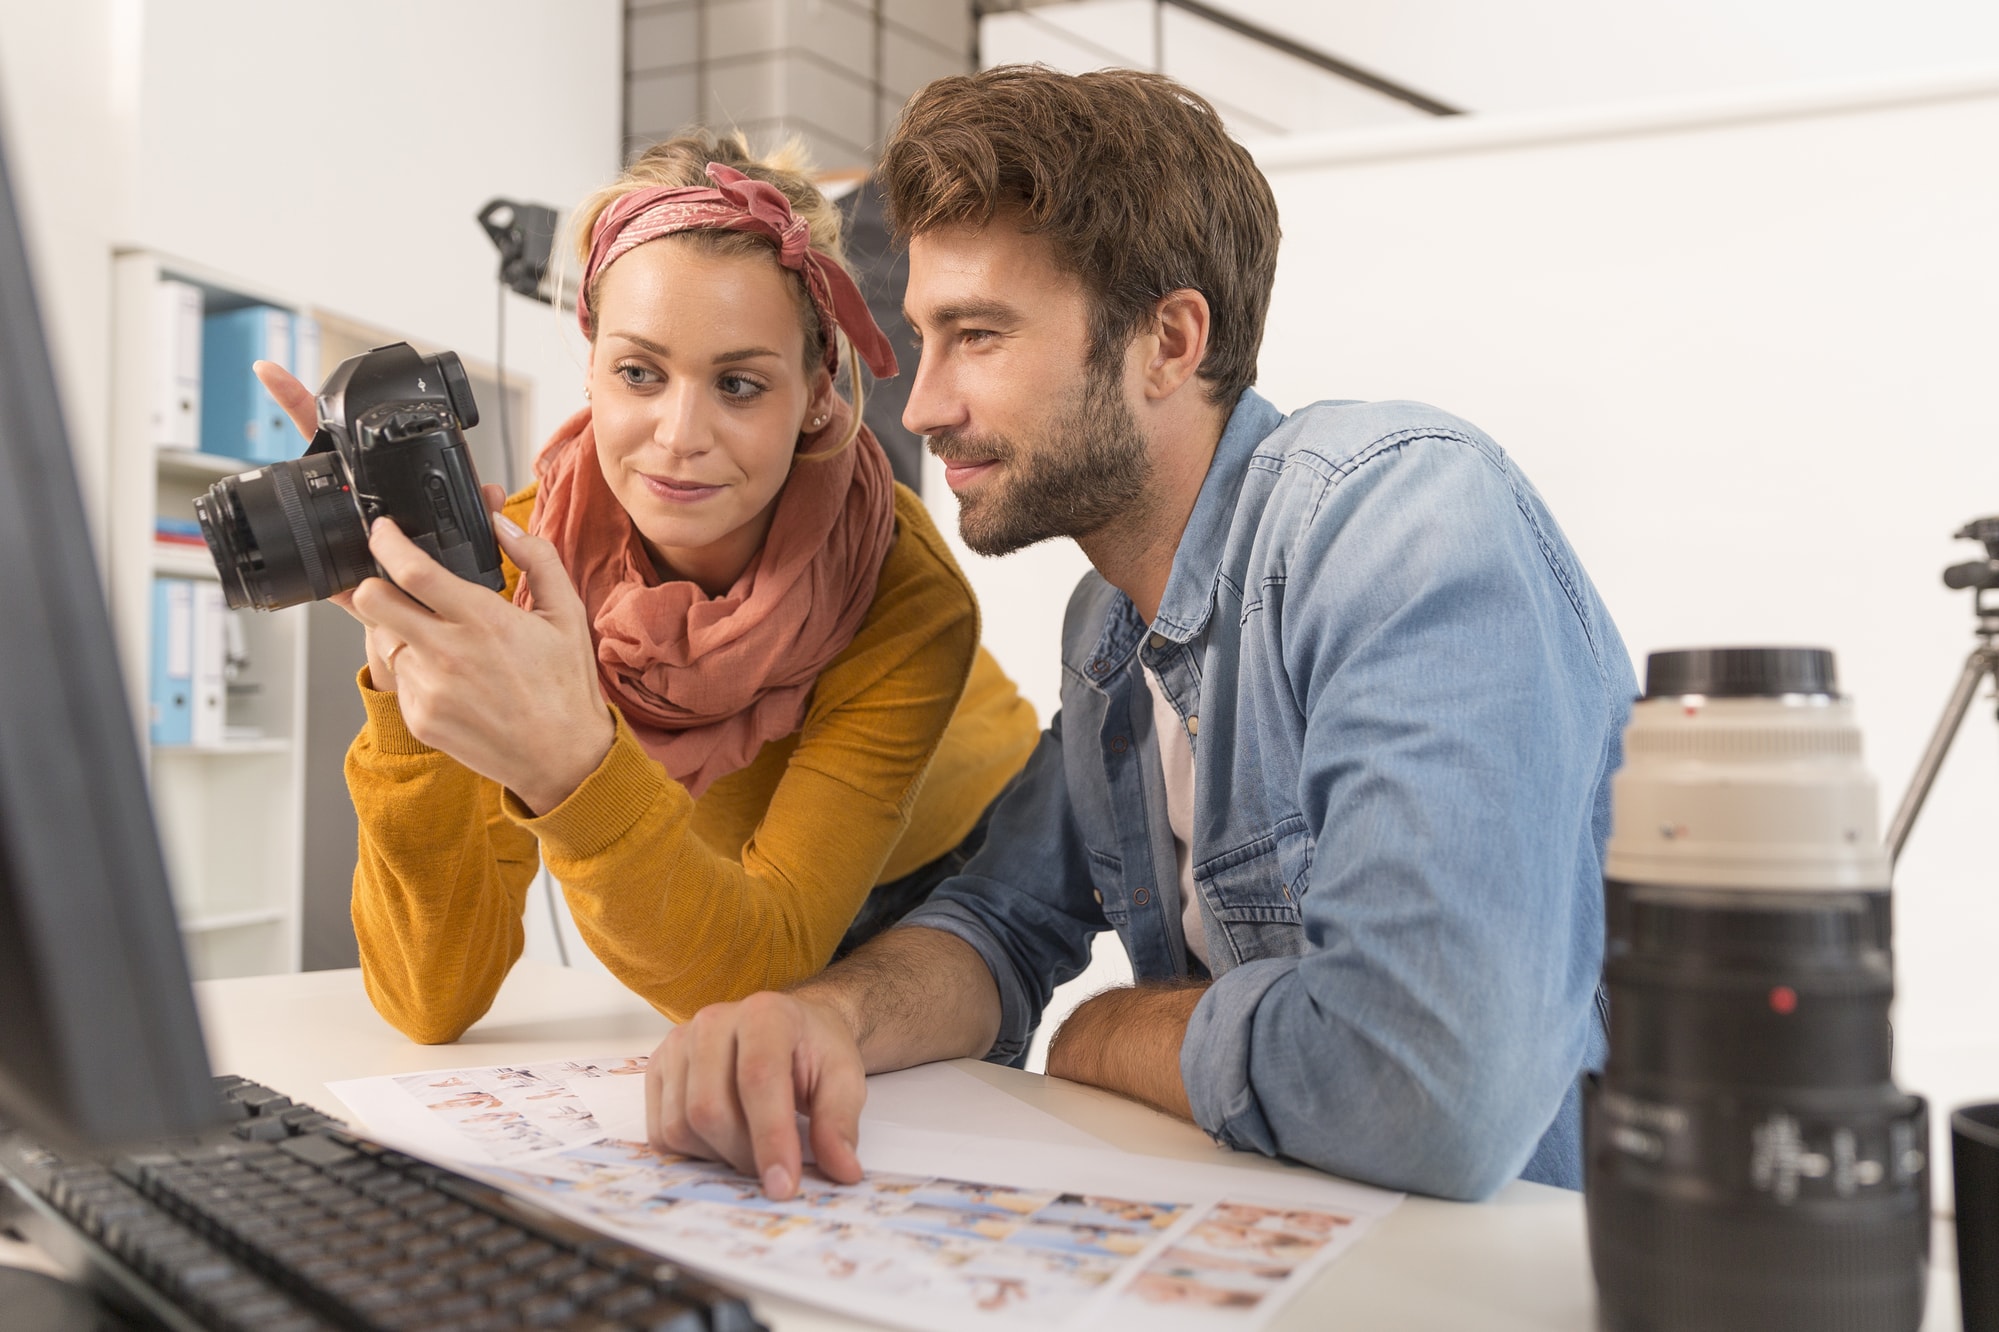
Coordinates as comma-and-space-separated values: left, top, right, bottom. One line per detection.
348, 688, 539, 1043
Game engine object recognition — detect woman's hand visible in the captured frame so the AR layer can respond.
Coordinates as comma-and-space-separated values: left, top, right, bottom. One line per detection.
252, 361, 612, 802
354, 511, 615, 815
251, 360, 392, 677
252, 358, 485, 695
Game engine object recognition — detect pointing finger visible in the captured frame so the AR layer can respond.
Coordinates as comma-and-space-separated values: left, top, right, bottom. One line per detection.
253, 361, 318, 440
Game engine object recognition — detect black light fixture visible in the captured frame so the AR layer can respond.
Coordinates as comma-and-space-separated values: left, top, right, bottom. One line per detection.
476, 198, 560, 304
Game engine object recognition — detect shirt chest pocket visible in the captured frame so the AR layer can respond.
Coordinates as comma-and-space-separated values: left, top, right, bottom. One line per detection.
1197, 826, 1305, 927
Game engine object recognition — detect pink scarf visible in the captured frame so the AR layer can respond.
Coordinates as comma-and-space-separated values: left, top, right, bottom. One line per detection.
522, 402, 895, 798
518, 161, 901, 797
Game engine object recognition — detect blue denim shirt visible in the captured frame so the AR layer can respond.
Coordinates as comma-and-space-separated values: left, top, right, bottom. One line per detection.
902, 391, 1634, 1200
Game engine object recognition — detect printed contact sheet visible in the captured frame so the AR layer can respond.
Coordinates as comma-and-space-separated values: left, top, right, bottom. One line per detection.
330, 1055, 1397, 1331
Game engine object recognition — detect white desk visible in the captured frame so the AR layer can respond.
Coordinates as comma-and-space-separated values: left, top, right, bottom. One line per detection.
184, 961, 1973, 1331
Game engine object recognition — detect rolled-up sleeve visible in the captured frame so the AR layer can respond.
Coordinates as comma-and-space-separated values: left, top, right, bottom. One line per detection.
1181, 432, 1621, 1201
897, 709, 1108, 1065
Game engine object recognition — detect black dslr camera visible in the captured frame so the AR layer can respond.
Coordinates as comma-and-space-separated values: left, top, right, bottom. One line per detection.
195, 343, 505, 611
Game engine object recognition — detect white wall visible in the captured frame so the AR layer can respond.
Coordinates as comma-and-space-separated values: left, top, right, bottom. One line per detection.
2, 0, 622, 524
0, 0, 136, 550
1248, 72, 1999, 1052
130, 0, 620, 456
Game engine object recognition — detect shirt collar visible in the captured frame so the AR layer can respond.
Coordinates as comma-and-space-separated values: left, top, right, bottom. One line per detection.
1149, 389, 1285, 642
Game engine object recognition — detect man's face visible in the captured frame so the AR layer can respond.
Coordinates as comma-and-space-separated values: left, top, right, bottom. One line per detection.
902, 220, 1150, 557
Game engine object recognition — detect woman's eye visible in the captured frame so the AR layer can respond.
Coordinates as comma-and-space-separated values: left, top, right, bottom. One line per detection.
615, 363, 658, 387
718, 373, 766, 400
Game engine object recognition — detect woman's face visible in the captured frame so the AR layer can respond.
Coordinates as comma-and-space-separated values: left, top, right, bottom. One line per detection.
587, 239, 832, 593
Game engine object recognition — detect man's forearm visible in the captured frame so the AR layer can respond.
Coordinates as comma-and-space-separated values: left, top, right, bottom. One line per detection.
1045, 981, 1208, 1120
790, 925, 1002, 1073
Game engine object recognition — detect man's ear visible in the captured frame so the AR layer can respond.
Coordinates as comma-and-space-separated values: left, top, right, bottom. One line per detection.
1142, 288, 1212, 401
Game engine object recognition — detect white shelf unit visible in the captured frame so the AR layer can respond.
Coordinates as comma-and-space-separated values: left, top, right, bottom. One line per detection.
108, 251, 313, 981
107, 250, 540, 980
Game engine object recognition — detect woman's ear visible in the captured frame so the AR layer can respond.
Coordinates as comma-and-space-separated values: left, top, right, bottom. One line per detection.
805, 369, 837, 431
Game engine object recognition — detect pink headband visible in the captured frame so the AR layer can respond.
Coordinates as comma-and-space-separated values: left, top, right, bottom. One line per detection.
580, 162, 898, 381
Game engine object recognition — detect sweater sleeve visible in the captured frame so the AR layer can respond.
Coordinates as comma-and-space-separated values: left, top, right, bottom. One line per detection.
347, 670, 543, 1044
510, 497, 983, 1021
347, 485, 543, 1044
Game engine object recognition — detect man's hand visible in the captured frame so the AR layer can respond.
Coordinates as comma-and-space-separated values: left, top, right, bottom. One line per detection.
642, 928, 1003, 1199
645, 992, 867, 1202
1045, 981, 1209, 1121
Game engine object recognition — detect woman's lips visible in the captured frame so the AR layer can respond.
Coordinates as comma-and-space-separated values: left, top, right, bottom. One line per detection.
942, 459, 999, 491
641, 473, 725, 504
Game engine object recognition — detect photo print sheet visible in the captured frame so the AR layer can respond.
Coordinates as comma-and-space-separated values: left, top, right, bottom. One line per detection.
330, 1057, 1397, 1331
339, 1056, 649, 1165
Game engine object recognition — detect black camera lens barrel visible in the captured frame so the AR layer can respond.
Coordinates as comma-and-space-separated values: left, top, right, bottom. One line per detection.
1585, 647, 1928, 1332
194, 453, 374, 611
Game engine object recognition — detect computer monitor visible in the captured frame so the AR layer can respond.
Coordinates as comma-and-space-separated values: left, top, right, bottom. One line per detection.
0, 98, 218, 1150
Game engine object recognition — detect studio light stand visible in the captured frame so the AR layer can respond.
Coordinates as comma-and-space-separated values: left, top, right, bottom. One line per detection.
1886, 516, 1999, 864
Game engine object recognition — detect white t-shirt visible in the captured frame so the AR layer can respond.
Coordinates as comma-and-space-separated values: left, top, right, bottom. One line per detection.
1142, 665, 1209, 969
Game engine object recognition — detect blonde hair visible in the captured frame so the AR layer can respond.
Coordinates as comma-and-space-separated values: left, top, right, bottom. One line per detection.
572, 129, 866, 453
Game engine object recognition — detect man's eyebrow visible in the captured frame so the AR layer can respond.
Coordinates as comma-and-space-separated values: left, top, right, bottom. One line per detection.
903, 299, 1023, 329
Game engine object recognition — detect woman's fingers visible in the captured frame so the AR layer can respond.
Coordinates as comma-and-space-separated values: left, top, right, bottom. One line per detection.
492, 512, 586, 631
252, 360, 318, 440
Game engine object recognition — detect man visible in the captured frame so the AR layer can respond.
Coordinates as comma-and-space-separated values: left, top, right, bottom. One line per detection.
644, 66, 1634, 1202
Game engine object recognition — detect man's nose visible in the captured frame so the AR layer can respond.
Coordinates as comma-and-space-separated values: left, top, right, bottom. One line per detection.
901, 348, 966, 440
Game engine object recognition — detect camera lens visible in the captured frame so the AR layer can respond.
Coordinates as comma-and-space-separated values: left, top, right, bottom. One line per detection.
194, 453, 375, 610
1585, 647, 1929, 1332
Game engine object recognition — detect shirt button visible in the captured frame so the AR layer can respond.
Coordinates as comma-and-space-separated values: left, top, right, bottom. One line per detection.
1109, 735, 1128, 754
1186, 715, 1200, 736
1133, 887, 1152, 906
1148, 632, 1166, 650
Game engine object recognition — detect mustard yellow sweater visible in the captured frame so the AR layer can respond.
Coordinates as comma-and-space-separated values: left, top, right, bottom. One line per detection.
347, 481, 1039, 1043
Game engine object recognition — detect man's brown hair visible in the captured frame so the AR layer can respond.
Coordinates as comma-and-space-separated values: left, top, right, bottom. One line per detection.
878, 65, 1281, 408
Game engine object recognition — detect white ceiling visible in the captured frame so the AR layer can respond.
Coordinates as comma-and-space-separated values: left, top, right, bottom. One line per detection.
980, 0, 1999, 133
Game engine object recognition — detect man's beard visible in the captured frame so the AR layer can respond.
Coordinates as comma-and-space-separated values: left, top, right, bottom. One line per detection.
930, 362, 1152, 558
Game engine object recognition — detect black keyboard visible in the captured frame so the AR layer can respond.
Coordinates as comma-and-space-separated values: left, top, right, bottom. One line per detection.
0, 1076, 763, 1332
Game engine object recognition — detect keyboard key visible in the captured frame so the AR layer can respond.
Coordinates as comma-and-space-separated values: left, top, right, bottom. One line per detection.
504, 1240, 558, 1272
563, 1269, 620, 1303
518, 1293, 577, 1325
528, 1253, 587, 1286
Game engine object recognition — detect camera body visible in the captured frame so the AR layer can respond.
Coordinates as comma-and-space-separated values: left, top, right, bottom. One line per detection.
195, 342, 504, 611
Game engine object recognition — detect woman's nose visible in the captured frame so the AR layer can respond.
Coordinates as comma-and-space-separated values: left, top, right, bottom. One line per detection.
655, 383, 709, 456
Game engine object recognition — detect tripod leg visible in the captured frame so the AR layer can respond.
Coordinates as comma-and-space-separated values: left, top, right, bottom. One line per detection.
1887, 647, 1998, 864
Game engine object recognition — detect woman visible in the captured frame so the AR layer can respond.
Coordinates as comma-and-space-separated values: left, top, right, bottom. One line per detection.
268, 133, 1037, 1043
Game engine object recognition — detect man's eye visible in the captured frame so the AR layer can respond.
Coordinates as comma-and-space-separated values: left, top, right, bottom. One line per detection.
961, 329, 996, 346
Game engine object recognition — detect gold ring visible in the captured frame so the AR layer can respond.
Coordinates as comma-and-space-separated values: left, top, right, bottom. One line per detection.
384, 641, 408, 672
